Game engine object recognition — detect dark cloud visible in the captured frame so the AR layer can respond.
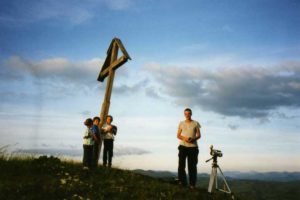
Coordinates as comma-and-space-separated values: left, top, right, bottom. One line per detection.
228, 124, 239, 130
145, 61, 300, 119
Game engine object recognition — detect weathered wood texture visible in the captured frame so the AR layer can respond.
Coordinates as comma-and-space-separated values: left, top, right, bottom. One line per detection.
97, 38, 131, 127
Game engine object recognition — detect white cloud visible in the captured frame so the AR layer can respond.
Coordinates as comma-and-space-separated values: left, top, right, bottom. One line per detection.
0, 55, 142, 102
4, 55, 103, 83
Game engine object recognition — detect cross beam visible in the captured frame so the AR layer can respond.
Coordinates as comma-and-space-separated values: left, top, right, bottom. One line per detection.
97, 38, 131, 127
97, 38, 131, 82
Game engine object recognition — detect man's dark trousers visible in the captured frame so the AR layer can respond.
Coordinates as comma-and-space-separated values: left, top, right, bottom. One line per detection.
178, 145, 199, 186
103, 139, 114, 166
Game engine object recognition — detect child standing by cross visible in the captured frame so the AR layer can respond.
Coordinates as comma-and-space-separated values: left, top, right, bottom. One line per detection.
101, 115, 117, 167
83, 118, 94, 169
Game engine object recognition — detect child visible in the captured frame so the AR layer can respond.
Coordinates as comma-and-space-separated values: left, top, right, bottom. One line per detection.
92, 116, 101, 167
83, 118, 94, 169
101, 115, 117, 167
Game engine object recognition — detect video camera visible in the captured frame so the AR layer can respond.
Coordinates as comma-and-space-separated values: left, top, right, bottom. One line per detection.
209, 145, 223, 158
206, 145, 223, 163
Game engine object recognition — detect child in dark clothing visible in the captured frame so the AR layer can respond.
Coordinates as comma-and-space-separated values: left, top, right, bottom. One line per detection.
92, 116, 101, 167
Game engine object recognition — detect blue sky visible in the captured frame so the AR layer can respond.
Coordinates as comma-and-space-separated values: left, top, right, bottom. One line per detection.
1, 0, 300, 172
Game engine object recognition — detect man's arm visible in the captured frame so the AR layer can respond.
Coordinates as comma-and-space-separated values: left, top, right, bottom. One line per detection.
92, 133, 99, 143
112, 125, 117, 135
91, 127, 99, 143
177, 128, 190, 143
196, 127, 201, 140
191, 126, 201, 142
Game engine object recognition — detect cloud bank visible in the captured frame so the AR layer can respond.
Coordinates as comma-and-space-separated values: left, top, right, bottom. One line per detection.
0, 56, 103, 102
0, 55, 145, 103
145, 61, 300, 119
4, 56, 102, 81
2, 55, 300, 120
14, 146, 149, 157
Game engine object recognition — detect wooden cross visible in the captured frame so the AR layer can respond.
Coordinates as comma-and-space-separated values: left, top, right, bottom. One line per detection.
97, 38, 131, 128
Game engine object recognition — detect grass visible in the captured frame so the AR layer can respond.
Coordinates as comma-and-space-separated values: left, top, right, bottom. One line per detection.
0, 155, 236, 200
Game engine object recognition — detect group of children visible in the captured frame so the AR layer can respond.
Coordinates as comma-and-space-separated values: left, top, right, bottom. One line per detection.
83, 115, 117, 169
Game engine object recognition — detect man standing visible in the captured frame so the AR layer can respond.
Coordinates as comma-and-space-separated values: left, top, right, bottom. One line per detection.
177, 108, 201, 189
92, 116, 101, 167
101, 115, 117, 167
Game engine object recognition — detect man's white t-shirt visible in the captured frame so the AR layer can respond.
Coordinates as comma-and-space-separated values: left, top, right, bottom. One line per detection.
178, 120, 201, 147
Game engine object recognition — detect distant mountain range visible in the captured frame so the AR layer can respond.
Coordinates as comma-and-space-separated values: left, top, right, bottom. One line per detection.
10, 148, 300, 182
133, 169, 300, 182
224, 171, 300, 182
13, 147, 149, 157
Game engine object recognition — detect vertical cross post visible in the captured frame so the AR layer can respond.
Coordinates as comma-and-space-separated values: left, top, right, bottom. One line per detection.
97, 37, 131, 128
99, 42, 118, 127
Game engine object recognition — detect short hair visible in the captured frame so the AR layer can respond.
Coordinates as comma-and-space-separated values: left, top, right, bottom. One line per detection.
84, 118, 93, 126
107, 115, 113, 121
184, 108, 192, 114
93, 116, 100, 122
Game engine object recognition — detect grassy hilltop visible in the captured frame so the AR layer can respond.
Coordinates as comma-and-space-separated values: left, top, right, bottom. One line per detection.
0, 155, 235, 200
1, 155, 300, 200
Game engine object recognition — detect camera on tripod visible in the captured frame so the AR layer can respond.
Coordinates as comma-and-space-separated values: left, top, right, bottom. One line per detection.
206, 145, 235, 199
209, 145, 223, 158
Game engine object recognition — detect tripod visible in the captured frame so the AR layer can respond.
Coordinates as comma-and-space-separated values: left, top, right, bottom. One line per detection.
206, 156, 234, 199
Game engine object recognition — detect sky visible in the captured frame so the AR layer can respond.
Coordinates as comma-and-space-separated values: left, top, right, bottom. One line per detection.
0, 0, 300, 172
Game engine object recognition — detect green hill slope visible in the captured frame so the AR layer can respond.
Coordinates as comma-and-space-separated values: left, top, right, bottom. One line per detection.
0, 156, 234, 200
133, 170, 300, 200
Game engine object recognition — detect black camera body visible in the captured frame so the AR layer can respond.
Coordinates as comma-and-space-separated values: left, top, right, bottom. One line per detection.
210, 145, 223, 158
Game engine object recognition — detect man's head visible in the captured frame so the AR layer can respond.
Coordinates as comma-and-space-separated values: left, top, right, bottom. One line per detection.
106, 115, 113, 125
184, 108, 192, 120
84, 118, 93, 128
93, 116, 100, 125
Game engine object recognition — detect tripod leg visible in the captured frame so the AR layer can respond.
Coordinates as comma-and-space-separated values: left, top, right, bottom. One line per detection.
208, 167, 217, 193
215, 167, 218, 190
217, 166, 232, 193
